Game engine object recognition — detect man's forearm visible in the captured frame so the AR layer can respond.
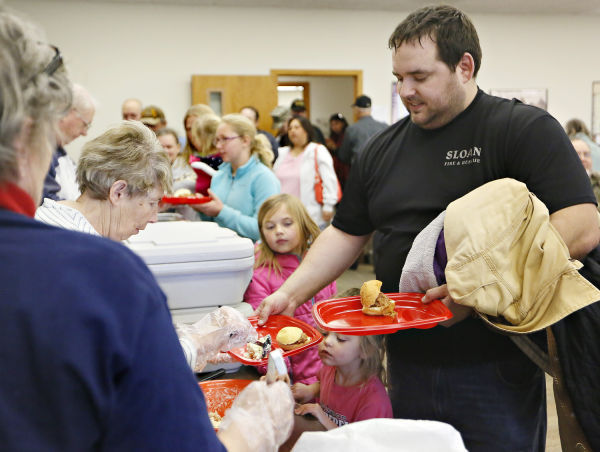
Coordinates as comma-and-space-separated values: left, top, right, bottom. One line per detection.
550, 203, 600, 259
279, 225, 370, 309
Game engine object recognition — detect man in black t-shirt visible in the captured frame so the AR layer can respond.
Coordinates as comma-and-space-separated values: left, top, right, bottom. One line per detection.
257, 6, 600, 451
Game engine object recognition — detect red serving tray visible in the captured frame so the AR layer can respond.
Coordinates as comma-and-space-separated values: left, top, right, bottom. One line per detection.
161, 195, 211, 205
199, 379, 252, 431
228, 315, 322, 366
312, 292, 452, 335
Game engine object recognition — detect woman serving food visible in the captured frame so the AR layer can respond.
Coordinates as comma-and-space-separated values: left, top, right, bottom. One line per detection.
36, 121, 171, 240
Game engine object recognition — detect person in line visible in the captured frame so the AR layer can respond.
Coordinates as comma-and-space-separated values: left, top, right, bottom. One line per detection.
192, 114, 280, 241
565, 117, 600, 171
36, 121, 170, 240
189, 113, 222, 195
293, 330, 392, 429
0, 7, 292, 451
156, 127, 198, 220
337, 95, 387, 166
325, 112, 350, 190
257, 5, 600, 451
273, 116, 339, 230
571, 137, 600, 209
122, 98, 142, 121
240, 105, 279, 162
182, 103, 215, 160
157, 127, 196, 193
244, 194, 336, 383
289, 99, 326, 145
42, 83, 96, 202
270, 104, 292, 146
140, 104, 167, 132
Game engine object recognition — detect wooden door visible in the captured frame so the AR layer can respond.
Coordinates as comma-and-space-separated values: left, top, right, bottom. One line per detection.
191, 75, 278, 134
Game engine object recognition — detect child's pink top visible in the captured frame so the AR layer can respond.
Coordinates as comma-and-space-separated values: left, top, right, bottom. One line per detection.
317, 365, 393, 427
244, 250, 337, 383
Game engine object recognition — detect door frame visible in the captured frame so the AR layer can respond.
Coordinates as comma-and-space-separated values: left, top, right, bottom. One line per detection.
277, 81, 311, 117
271, 69, 363, 121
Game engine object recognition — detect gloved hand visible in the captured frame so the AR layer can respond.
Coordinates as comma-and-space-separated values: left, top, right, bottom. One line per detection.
217, 380, 294, 452
175, 306, 257, 372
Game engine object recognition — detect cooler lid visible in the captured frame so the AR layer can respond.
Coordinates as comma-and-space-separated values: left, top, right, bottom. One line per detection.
124, 221, 254, 265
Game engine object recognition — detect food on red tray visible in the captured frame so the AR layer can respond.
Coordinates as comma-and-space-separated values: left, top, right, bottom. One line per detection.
173, 188, 193, 197
360, 280, 396, 318
208, 411, 222, 428
243, 334, 272, 360
276, 326, 310, 351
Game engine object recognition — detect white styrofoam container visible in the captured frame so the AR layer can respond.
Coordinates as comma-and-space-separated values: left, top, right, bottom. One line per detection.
124, 221, 254, 311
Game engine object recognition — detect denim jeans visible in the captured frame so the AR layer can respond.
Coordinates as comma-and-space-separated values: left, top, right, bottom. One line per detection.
387, 345, 546, 452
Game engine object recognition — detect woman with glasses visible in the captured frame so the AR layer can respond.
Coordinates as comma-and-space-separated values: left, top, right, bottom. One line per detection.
192, 114, 280, 241
0, 7, 292, 451
36, 120, 172, 241
42, 82, 96, 201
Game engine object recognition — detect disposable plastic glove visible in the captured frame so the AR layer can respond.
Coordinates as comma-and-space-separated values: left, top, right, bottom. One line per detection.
175, 306, 257, 372
217, 380, 294, 452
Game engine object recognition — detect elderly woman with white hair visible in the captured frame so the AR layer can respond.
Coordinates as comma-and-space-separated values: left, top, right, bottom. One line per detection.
36, 120, 171, 240
0, 6, 293, 451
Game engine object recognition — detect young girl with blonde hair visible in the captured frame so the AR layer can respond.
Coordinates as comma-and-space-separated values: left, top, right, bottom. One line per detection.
244, 193, 337, 383
192, 114, 279, 241
188, 113, 221, 195
293, 331, 392, 429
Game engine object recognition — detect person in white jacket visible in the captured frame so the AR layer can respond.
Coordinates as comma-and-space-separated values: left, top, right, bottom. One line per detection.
274, 116, 339, 229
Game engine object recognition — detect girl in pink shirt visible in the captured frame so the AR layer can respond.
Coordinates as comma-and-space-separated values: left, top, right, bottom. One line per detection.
244, 194, 336, 384
292, 332, 392, 429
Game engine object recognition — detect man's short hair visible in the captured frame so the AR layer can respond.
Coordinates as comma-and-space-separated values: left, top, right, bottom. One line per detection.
388, 5, 482, 77
241, 106, 259, 122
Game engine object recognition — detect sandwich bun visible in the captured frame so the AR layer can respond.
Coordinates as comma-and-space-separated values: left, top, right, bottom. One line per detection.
360, 280, 382, 309
174, 188, 192, 197
360, 280, 396, 318
276, 326, 310, 351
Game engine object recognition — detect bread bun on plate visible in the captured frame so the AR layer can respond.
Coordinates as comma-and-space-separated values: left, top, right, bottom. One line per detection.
174, 188, 192, 197
360, 280, 396, 318
276, 326, 310, 351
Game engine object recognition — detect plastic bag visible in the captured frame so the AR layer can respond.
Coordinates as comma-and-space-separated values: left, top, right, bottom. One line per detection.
218, 380, 294, 452
291, 418, 467, 452
175, 306, 257, 372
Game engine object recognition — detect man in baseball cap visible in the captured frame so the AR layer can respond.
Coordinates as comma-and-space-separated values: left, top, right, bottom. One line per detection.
140, 105, 167, 132
338, 94, 387, 165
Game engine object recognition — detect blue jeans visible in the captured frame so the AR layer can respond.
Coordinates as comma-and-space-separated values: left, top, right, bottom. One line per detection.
388, 336, 546, 451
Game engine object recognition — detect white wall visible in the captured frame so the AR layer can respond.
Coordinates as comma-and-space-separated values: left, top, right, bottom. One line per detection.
8, 0, 600, 160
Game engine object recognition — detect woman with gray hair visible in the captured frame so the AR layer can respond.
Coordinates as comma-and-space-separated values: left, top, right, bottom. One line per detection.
36, 120, 172, 240
0, 6, 292, 451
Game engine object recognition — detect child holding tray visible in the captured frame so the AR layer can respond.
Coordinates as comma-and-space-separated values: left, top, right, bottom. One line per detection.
244, 194, 337, 383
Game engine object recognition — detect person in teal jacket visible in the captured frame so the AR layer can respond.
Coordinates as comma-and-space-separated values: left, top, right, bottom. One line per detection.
193, 114, 280, 241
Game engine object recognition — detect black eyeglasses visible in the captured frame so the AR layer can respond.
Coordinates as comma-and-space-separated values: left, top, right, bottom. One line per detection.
29, 45, 63, 84
43, 45, 63, 77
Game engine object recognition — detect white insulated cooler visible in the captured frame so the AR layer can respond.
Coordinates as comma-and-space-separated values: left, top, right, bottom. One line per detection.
124, 221, 255, 315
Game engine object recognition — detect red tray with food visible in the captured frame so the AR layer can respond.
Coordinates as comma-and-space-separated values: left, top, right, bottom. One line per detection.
312, 292, 452, 335
199, 379, 253, 431
161, 194, 211, 205
227, 315, 322, 366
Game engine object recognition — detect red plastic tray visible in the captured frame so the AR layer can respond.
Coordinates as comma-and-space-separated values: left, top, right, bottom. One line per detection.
312, 292, 452, 335
161, 195, 211, 205
199, 379, 252, 430
228, 315, 322, 366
